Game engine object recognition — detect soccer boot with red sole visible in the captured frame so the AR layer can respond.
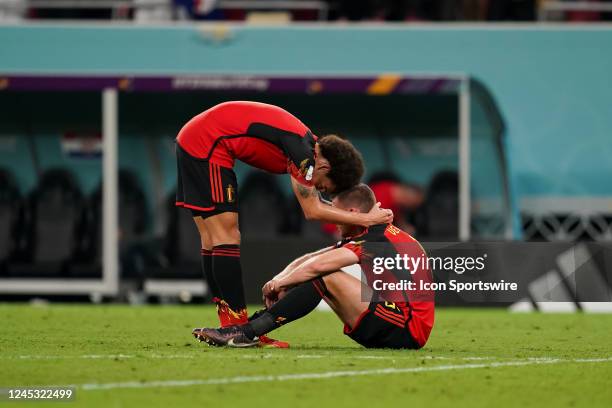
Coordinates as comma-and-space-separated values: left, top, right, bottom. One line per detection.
257, 335, 290, 348
196, 326, 259, 348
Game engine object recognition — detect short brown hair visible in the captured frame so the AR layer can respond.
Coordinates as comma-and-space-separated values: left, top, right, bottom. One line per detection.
317, 134, 364, 193
334, 183, 376, 213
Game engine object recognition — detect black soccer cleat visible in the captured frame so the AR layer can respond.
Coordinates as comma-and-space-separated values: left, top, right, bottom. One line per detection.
192, 328, 204, 340
196, 325, 259, 348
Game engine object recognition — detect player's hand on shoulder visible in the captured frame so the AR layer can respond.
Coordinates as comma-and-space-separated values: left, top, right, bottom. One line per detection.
366, 202, 394, 226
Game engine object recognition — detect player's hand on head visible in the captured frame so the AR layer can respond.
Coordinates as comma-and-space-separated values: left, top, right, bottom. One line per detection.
366, 202, 394, 226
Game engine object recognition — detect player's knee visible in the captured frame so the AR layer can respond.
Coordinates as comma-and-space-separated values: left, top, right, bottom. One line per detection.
193, 223, 212, 250
320, 272, 343, 294
199, 235, 212, 251
321, 271, 342, 284
225, 224, 240, 243
210, 226, 240, 246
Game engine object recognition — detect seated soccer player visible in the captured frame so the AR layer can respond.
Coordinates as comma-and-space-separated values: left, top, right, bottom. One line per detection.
195, 184, 435, 349
177, 101, 393, 348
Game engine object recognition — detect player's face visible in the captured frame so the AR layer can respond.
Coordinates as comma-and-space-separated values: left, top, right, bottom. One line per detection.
313, 171, 334, 194
313, 144, 336, 193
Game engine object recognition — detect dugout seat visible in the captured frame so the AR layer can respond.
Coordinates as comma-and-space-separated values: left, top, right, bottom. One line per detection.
239, 171, 288, 239
0, 169, 24, 275
8, 168, 85, 277
145, 192, 202, 279
71, 169, 149, 278
416, 170, 459, 240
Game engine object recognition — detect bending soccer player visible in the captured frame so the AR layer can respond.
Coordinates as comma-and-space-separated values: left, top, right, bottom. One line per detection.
196, 184, 435, 349
176, 101, 393, 348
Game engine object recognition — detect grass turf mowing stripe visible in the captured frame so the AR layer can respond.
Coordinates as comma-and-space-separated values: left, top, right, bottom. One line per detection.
73, 357, 612, 391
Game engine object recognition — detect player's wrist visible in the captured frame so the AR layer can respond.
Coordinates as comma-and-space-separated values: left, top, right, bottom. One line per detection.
275, 278, 289, 291
358, 213, 373, 227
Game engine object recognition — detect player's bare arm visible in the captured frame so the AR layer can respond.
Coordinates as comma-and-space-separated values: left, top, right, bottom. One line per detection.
263, 247, 359, 299
262, 245, 336, 307
291, 176, 393, 227
273, 245, 335, 281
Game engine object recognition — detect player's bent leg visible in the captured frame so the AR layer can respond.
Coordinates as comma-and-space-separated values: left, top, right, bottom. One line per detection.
320, 271, 372, 331
247, 310, 290, 348
202, 212, 249, 327
323, 273, 419, 350
202, 211, 241, 246
195, 211, 291, 348
197, 279, 325, 348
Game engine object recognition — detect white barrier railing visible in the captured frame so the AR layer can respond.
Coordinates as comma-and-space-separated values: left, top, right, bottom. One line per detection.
539, 1, 612, 21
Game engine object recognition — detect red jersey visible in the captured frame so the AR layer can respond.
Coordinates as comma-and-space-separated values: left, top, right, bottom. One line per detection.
340, 224, 435, 348
176, 101, 316, 186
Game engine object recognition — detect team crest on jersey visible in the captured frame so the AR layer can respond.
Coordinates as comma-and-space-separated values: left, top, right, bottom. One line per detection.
226, 184, 235, 203
299, 159, 314, 181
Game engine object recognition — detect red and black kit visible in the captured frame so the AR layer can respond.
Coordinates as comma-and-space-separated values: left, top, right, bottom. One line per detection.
339, 224, 435, 349
176, 101, 317, 218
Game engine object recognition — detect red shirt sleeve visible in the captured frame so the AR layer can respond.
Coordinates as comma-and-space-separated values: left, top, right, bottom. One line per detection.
288, 159, 314, 186
286, 131, 316, 187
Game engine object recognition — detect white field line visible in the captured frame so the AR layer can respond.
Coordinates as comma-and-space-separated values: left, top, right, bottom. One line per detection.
3, 353, 496, 361
63, 357, 611, 391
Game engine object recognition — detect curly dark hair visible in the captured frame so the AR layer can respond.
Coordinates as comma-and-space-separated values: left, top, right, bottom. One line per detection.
317, 134, 365, 194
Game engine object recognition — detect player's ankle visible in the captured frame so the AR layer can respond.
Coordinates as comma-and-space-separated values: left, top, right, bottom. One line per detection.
244, 311, 276, 339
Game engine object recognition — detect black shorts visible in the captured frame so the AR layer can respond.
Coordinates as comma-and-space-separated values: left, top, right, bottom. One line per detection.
344, 302, 420, 349
175, 143, 239, 218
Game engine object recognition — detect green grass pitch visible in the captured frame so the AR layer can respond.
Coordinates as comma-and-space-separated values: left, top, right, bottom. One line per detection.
1, 304, 612, 407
